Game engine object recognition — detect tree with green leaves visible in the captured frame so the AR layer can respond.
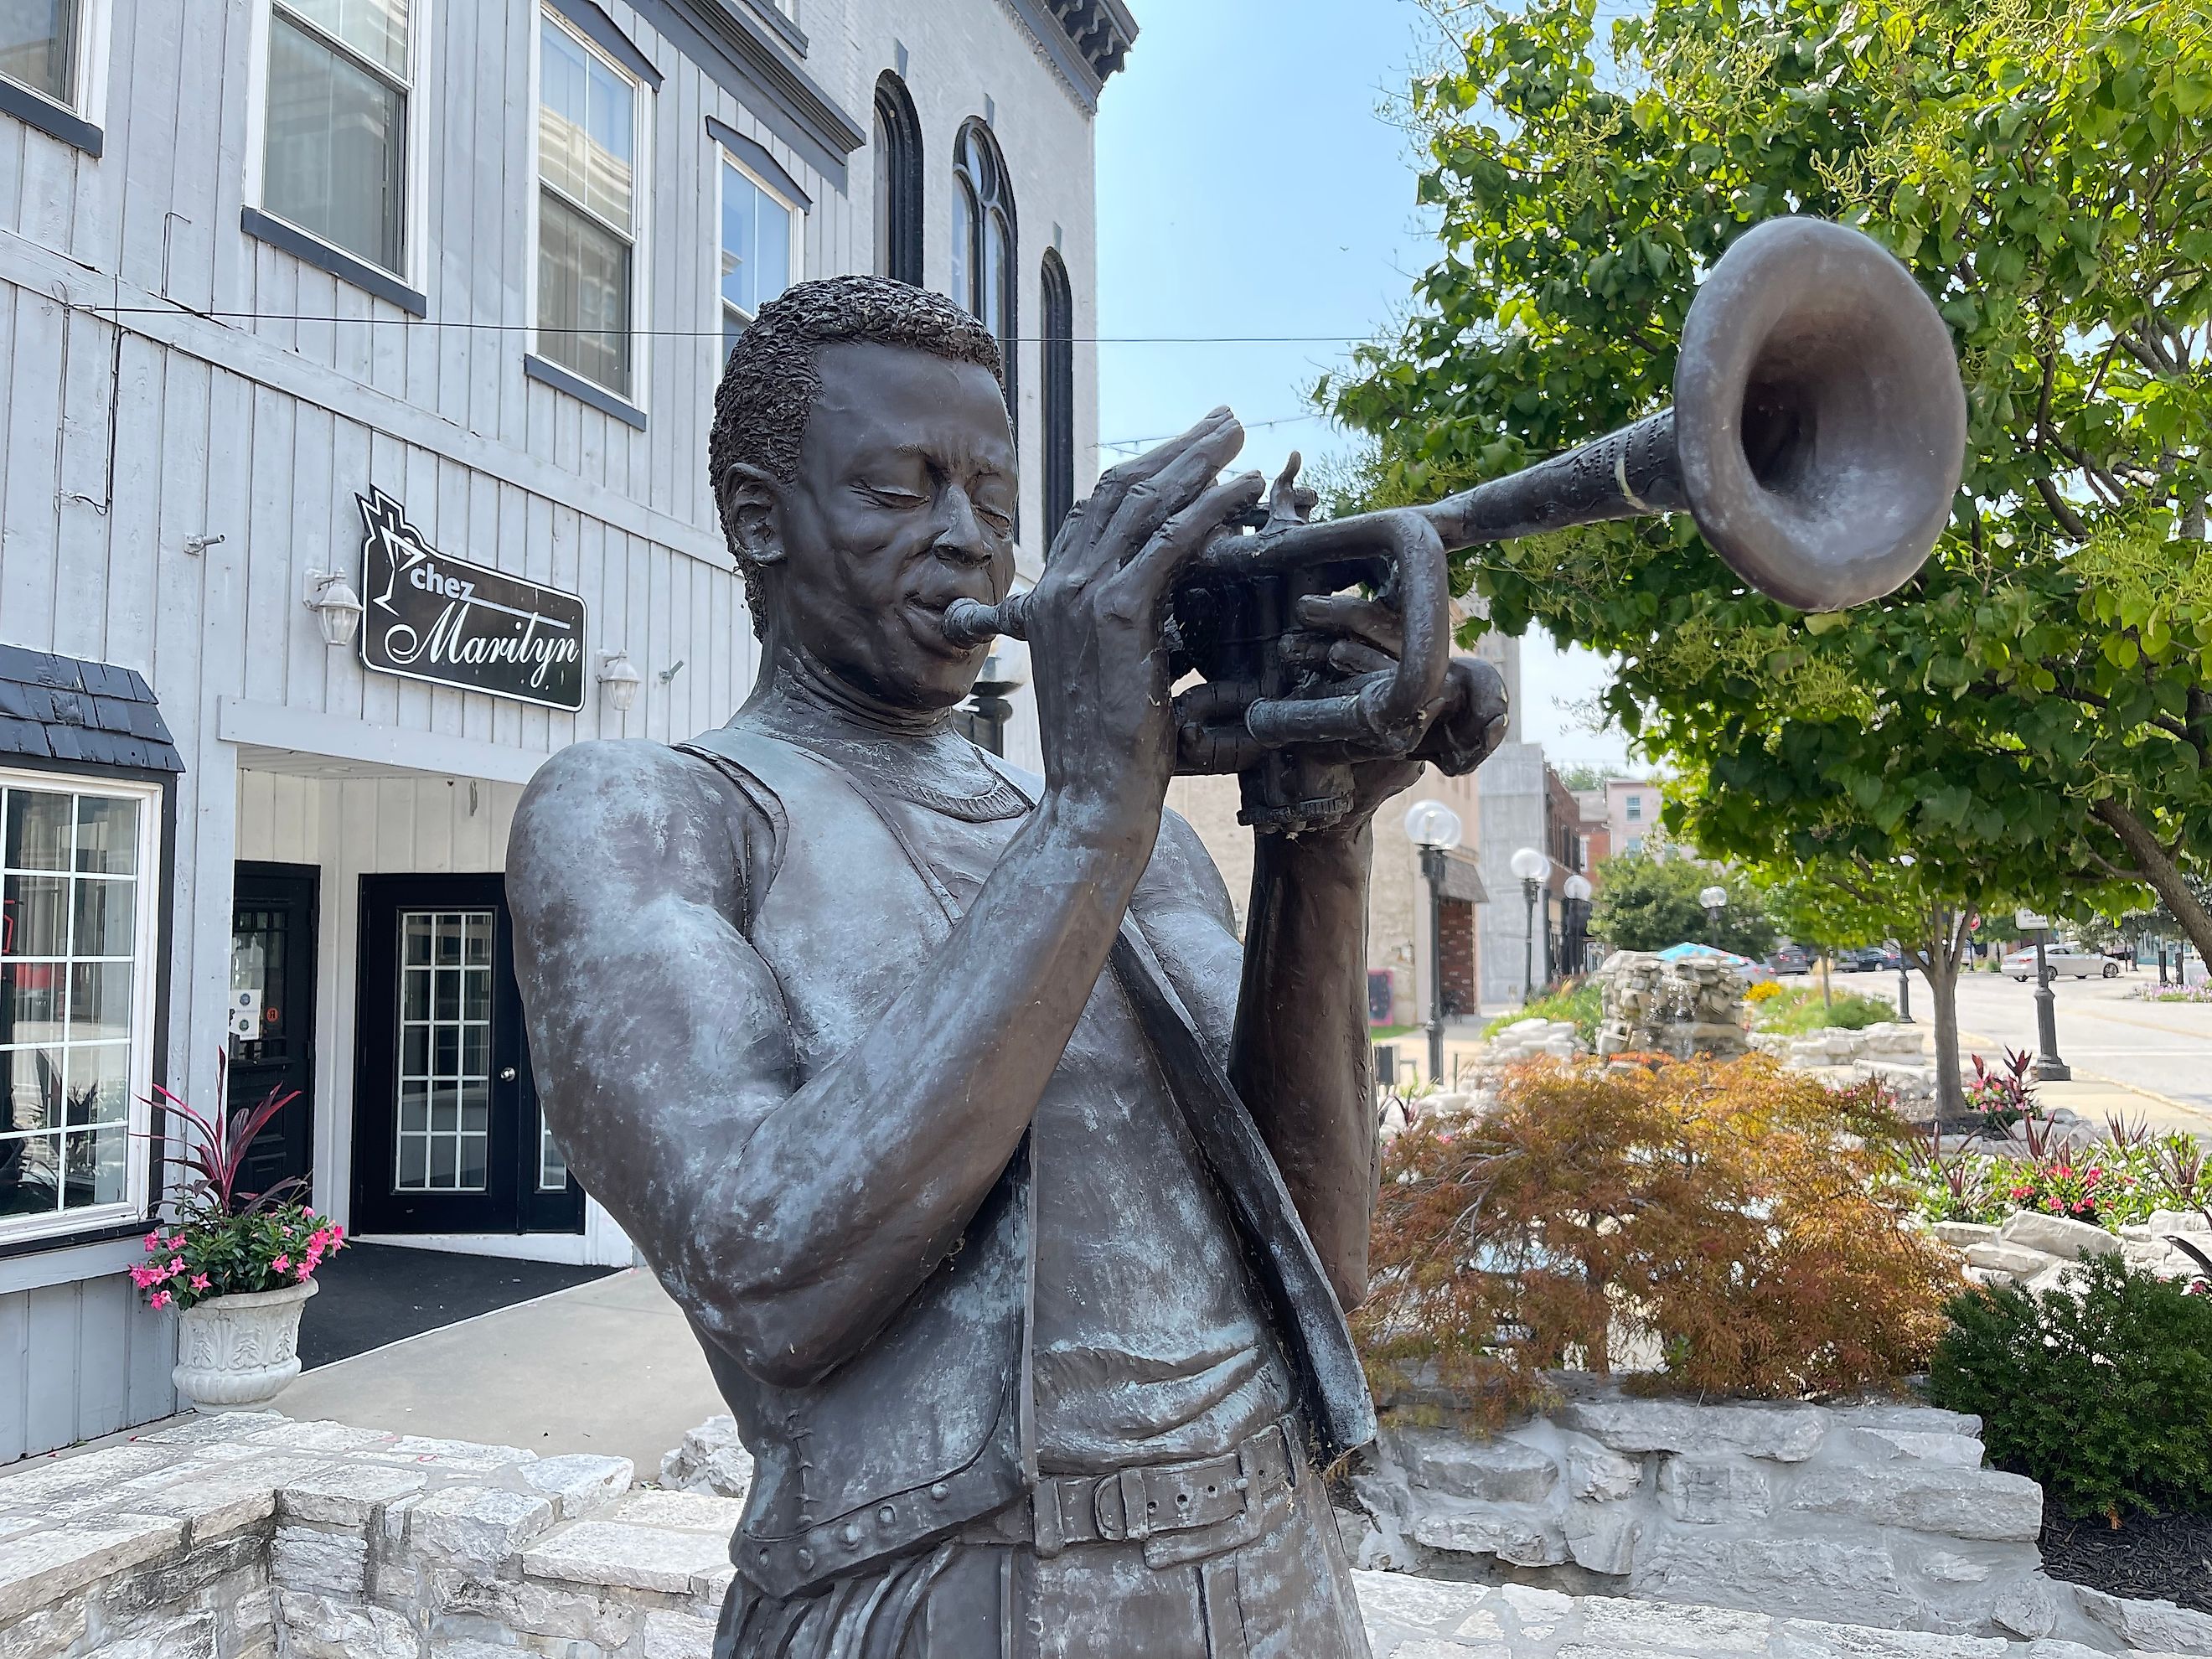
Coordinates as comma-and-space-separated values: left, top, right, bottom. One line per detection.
1753, 853, 1987, 1109
1323, 0, 2212, 1014
1589, 850, 1776, 957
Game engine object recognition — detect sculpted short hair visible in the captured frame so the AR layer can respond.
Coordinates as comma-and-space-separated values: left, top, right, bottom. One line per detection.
711, 276, 1005, 636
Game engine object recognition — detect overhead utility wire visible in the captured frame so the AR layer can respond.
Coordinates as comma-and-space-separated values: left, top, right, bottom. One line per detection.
74, 302, 1372, 344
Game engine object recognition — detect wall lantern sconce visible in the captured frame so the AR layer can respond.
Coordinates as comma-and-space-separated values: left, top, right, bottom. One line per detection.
597, 650, 642, 714
302, 571, 365, 649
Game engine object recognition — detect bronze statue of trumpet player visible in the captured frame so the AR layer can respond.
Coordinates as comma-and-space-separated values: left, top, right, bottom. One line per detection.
507, 217, 1966, 1657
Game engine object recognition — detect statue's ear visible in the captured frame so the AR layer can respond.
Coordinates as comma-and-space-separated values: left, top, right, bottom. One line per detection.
716, 463, 787, 569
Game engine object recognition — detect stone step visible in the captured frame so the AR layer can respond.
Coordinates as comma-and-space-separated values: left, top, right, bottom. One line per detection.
1353, 1572, 2203, 1659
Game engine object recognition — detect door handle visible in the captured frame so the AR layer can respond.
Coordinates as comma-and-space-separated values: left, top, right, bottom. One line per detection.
499, 1067, 517, 1081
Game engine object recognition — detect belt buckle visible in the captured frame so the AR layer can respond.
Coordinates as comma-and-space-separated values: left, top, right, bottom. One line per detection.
1095, 1467, 1151, 1543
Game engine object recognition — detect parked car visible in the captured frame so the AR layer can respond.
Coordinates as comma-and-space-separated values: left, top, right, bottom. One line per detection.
1767, 944, 1817, 975
1836, 947, 1884, 972
2002, 942, 2122, 980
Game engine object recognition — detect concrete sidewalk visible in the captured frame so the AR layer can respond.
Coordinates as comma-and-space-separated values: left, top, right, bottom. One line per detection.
262, 1267, 725, 1476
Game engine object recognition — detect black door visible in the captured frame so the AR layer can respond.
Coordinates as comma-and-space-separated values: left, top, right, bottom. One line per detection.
231, 863, 318, 1204
351, 874, 582, 1235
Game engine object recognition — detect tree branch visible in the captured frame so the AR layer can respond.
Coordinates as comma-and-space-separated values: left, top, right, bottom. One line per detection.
2092, 798, 2212, 963
2034, 475, 2090, 541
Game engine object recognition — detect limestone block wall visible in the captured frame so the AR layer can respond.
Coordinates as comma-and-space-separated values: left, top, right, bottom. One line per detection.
1349, 1390, 2212, 1652
0, 1414, 719, 1659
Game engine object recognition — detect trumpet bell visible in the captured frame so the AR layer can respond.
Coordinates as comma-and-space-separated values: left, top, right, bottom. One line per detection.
1674, 216, 1967, 612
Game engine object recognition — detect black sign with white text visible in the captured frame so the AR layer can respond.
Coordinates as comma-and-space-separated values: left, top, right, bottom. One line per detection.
356, 489, 587, 711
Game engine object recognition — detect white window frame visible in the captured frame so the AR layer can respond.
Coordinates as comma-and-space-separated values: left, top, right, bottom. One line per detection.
528, 6, 651, 411
714, 146, 801, 358
242, 0, 433, 291
0, 0, 112, 125
0, 766, 163, 1248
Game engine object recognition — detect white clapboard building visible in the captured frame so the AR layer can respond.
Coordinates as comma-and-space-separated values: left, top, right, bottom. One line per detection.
0, 0, 1132, 1459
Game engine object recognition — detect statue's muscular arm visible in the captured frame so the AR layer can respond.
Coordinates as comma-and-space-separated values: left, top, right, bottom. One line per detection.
1134, 812, 1378, 1313
510, 738, 1191, 1391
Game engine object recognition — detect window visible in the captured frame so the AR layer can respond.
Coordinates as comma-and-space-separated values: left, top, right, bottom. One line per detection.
871, 72, 922, 286
0, 0, 79, 105
395, 909, 492, 1192
1040, 248, 1075, 545
537, 11, 640, 401
1625, 794, 1642, 820
261, 0, 413, 276
953, 119, 1016, 414
0, 771, 159, 1243
719, 154, 794, 359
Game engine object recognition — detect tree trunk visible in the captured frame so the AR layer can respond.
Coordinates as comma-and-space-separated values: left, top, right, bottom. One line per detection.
2093, 799, 2212, 963
1922, 920, 1966, 1121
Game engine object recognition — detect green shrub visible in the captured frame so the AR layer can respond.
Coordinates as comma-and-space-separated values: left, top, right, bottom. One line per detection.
1752, 986, 1894, 1035
1481, 979, 1602, 1046
1929, 1256, 2212, 1519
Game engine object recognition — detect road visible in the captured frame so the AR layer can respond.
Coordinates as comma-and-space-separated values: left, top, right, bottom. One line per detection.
1842, 965, 2212, 1131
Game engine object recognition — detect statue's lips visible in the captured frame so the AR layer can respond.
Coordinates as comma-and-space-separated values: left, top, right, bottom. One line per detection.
907, 592, 995, 654
905, 594, 991, 656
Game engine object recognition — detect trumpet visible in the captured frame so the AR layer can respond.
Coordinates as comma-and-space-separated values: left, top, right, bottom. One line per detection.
946, 217, 1968, 834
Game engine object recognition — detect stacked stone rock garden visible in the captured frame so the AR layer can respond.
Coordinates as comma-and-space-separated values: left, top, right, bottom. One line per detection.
1354, 1008, 2212, 1653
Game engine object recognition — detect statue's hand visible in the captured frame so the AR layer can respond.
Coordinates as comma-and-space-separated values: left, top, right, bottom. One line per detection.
1280, 594, 1512, 824
1026, 408, 1264, 828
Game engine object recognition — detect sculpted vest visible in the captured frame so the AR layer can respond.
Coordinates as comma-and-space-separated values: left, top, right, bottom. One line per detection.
677, 724, 1375, 1600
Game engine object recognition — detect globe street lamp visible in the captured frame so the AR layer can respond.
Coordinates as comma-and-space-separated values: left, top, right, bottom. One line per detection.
1404, 799, 1465, 1085
1698, 884, 1729, 945
1510, 845, 1551, 1003
1563, 871, 1594, 974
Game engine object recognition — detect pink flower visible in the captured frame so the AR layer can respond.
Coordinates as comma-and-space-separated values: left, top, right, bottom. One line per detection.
271, 1254, 291, 1274
303, 1207, 317, 1218
189, 1274, 209, 1291
143, 1230, 162, 1252
129, 1265, 155, 1289
148, 1290, 170, 1310
295, 1263, 313, 1282
166, 1257, 183, 1275
166, 1233, 187, 1251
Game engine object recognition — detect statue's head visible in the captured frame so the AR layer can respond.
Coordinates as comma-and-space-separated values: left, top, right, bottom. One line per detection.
712, 275, 1016, 711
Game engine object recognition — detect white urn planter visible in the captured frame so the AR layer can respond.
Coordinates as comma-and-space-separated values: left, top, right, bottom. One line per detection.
172, 1279, 317, 1410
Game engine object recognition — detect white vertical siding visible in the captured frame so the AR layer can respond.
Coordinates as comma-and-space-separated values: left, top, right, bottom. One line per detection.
0, 0, 1109, 1455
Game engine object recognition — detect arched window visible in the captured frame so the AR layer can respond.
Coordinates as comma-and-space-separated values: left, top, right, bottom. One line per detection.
871, 72, 922, 286
1040, 248, 1075, 545
952, 119, 1016, 416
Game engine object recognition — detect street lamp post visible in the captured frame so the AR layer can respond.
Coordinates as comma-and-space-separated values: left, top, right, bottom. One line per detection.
1510, 846, 1550, 1003
2018, 907, 2070, 1082
1403, 800, 1465, 1085
1698, 884, 1728, 946
1894, 854, 1916, 1021
1563, 872, 1594, 975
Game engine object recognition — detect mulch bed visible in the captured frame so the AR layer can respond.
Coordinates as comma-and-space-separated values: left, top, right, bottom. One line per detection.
2040, 1509, 2212, 1613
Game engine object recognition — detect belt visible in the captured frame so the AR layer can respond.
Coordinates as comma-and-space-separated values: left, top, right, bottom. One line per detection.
1020, 1417, 1303, 1559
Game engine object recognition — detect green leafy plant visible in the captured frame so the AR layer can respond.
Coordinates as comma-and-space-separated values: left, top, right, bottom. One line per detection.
1930, 1257, 2212, 1520
1482, 979, 1603, 1045
1750, 986, 1894, 1035
1359, 1055, 1958, 1425
130, 1055, 346, 1313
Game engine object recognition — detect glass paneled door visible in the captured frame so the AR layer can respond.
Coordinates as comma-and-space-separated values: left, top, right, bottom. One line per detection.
351, 875, 581, 1235
230, 863, 318, 1203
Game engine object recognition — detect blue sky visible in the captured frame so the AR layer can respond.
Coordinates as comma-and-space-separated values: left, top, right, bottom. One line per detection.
1092, 0, 1633, 773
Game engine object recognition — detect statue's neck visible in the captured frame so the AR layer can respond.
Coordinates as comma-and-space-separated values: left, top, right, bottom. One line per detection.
746, 646, 954, 744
